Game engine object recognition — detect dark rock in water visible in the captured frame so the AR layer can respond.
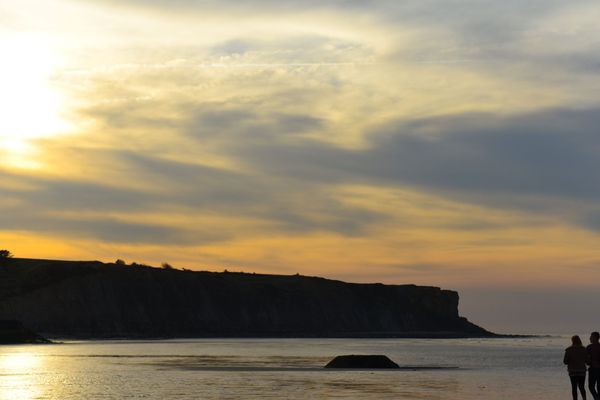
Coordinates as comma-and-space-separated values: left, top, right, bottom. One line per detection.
325, 355, 400, 369
0, 320, 51, 344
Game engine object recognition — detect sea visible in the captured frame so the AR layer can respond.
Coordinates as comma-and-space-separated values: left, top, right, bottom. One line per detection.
0, 336, 577, 399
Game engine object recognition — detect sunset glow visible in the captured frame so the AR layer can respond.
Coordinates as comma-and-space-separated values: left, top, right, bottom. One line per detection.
1, 0, 600, 330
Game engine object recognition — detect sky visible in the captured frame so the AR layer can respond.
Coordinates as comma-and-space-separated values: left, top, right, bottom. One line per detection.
1, 0, 600, 333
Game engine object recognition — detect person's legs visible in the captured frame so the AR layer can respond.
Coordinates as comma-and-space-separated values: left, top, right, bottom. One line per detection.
578, 375, 588, 400
592, 368, 600, 400
572, 376, 581, 400
590, 368, 600, 400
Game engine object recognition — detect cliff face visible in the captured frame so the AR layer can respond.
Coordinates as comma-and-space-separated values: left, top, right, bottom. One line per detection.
0, 258, 492, 338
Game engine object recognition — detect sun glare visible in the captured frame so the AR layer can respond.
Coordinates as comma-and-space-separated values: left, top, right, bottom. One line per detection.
0, 352, 43, 400
0, 352, 39, 371
0, 34, 69, 168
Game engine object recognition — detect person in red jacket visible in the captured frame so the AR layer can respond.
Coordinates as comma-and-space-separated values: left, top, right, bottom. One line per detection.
587, 332, 600, 400
565, 335, 588, 400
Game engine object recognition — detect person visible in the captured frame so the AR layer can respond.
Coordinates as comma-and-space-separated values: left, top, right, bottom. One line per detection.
588, 332, 600, 400
565, 335, 588, 400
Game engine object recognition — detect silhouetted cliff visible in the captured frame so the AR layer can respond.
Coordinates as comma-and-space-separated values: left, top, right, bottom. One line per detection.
0, 258, 493, 338
0, 320, 51, 344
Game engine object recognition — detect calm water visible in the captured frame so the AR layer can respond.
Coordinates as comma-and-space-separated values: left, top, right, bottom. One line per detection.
0, 337, 576, 399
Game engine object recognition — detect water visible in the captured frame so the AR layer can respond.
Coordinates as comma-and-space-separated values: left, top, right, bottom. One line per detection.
0, 337, 575, 399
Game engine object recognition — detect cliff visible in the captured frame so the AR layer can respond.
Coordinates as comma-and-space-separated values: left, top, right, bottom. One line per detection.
0, 258, 493, 338
0, 320, 51, 344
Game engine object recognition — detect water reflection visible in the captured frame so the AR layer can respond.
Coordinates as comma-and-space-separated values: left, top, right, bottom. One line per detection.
0, 351, 43, 400
1, 352, 38, 370
0, 338, 570, 399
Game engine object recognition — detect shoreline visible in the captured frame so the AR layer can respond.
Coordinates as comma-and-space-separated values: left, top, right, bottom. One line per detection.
38, 333, 541, 342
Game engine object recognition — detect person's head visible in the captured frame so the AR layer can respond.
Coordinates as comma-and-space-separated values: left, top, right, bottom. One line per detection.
572, 335, 583, 347
590, 332, 600, 344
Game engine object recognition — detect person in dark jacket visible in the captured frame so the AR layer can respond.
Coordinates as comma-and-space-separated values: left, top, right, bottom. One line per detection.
565, 335, 588, 400
587, 332, 600, 400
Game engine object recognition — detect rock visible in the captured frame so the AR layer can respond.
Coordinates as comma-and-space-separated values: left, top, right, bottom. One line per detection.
325, 355, 400, 369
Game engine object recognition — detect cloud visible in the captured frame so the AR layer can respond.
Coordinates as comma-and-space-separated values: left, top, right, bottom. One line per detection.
0, 169, 219, 244
366, 109, 600, 199
215, 107, 600, 231
0, 212, 200, 245
186, 108, 324, 143
115, 152, 385, 235
87, 0, 589, 53
579, 212, 600, 233
46, 74, 600, 238
18, 178, 153, 212
41, 39, 600, 241
0, 143, 385, 245
6, 0, 600, 245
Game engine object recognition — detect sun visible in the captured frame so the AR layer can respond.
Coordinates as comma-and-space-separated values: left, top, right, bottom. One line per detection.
0, 34, 69, 168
